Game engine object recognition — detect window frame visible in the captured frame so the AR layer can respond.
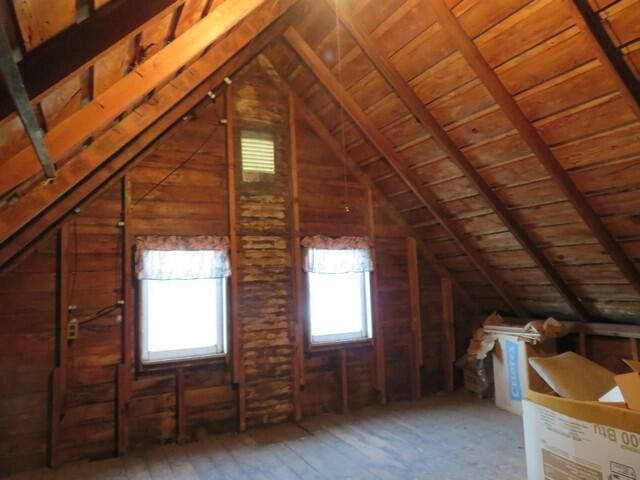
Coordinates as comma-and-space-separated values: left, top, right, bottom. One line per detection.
304, 265, 374, 351
136, 274, 230, 374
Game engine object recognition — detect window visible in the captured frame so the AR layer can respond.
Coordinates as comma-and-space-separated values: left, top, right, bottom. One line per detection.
240, 129, 275, 181
303, 237, 374, 346
136, 237, 230, 365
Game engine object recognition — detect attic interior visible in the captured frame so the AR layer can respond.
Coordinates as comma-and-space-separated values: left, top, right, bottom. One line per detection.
0, 0, 639, 477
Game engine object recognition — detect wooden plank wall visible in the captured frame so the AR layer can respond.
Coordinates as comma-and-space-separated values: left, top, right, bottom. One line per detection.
0, 55, 442, 475
0, 239, 56, 473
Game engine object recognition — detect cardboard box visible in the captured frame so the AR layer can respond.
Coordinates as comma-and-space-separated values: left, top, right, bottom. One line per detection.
492, 334, 556, 415
524, 390, 640, 479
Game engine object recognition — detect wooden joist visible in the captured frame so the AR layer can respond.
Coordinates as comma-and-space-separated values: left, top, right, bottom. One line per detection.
407, 237, 422, 400
256, 53, 477, 313
330, 2, 591, 322
0, 1, 299, 270
441, 277, 455, 392
430, 0, 640, 298
0, 0, 266, 199
563, 0, 640, 120
0, 0, 180, 119
283, 27, 528, 317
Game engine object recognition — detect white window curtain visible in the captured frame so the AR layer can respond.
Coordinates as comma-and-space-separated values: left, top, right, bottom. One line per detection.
301, 236, 373, 274
135, 236, 231, 280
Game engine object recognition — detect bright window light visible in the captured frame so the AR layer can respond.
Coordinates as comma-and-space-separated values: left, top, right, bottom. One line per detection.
140, 277, 227, 364
308, 270, 372, 345
240, 130, 275, 179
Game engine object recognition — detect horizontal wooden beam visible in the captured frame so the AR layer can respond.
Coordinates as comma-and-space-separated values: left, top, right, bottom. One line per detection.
329, 0, 590, 321
0, 2, 297, 271
0, 23, 55, 178
0, 0, 180, 119
257, 53, 478, 312
284, 26, 528, 317
0, 0, 266, 199
430, 0, 640, 298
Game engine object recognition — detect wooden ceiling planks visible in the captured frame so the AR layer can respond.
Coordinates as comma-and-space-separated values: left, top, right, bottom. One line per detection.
284, 26, 529, 317
429, 0, 640, 303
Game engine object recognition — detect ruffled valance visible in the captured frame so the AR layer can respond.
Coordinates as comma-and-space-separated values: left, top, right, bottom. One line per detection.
135, 235, 231, 280
302, 236, 373, 274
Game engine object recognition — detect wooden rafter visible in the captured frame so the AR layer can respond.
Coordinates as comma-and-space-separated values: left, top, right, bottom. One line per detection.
0, 6, 297, 272
430, 0, 640, 298
0, 23, 55, 179
0, 0, 268, 199
257, 53, 479, 313
283, 27, 528, 317
0, 0, 180, 119
329, 1, 591, 321
563, 0, 640, 119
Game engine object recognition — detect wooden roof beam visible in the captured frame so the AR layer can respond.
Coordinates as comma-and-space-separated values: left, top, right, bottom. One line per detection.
430, 0, 640, 297
564, 0, 640, 119
0, 23, 55, 179
327, 0, 590, 321
0, 0, 267, 199
0, 0, 181, 119
283, 27, 528, 317
256, 53, 478, 312
0, 0, 300, 260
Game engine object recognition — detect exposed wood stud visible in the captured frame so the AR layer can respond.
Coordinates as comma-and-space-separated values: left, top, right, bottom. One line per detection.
50, 224, 70, 467
118, 176, 133, 456
339, 349, 349, 414
0, 23, 55, 178
330, 2, 590, 322
226, 84, 246, 433
579, 332, 588, 357
441, 277, 455, 392
367, 186, 386, 404
288, 92, 304, 421
430, 0, 640, 298
631, 338, 639, 362
407, 237, 422, 400
564, 0, 640, 119
284, 27, 527, 317
176, 368, 186, 443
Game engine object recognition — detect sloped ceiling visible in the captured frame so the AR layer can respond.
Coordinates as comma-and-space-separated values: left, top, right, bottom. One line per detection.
0, 0, 639, 323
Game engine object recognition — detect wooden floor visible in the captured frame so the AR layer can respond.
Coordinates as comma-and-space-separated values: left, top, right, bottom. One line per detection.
7, 393, 526, 479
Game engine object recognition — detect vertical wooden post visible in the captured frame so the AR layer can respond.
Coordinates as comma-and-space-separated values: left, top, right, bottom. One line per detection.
579, 332, 588, 358
367, 187, 386, 404
289, 93, 304, 421
226, 85, 245, 432
50, 224, 70, 467
441, 277, 455, 392
631, 338, 639, 362
407, 237, 422, 400
176, 368, 186, 443
339, 349, 349, 414
117, 176, 133, 455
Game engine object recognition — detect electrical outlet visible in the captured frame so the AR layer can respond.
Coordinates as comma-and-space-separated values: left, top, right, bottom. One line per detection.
67, 319, 79, 340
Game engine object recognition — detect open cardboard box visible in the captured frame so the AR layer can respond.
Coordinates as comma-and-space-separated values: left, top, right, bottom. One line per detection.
599, 359, 640, 411
524, 358, 640, 479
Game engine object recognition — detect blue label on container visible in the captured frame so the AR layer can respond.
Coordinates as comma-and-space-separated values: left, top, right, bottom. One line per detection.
506, 340, 522, 401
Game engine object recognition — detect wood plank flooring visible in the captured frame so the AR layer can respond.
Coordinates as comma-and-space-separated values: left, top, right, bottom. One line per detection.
6, 393, 527, 479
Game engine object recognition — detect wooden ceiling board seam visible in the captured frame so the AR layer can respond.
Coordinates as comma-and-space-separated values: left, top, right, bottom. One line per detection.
285, 25, 530, 317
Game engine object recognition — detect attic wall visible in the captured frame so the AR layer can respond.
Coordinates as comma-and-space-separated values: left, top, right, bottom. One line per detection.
0, 58, 444, 475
